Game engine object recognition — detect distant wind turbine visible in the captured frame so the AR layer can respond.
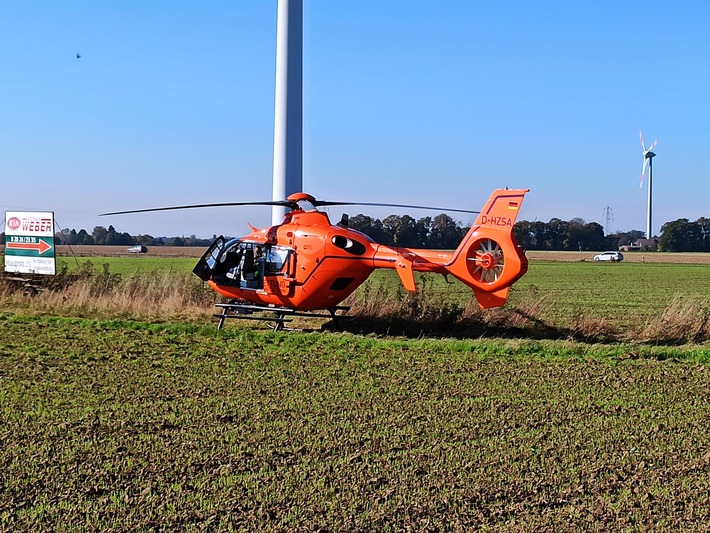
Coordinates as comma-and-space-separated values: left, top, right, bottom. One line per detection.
639, 131, 657, 239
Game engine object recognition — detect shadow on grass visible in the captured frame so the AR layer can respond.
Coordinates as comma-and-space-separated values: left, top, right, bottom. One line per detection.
332, 310, 710, 345
328, 307, 622, 344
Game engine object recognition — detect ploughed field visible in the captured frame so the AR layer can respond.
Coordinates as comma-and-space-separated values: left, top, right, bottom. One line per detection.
53, 245, 710, 263
0, 243, 708, 262
526, 250, 710, 264
53, 245, 208, 258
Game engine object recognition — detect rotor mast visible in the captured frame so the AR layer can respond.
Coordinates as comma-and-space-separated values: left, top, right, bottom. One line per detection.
272, 0, 303, 225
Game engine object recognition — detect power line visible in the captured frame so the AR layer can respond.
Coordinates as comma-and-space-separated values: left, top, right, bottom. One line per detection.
602, 206, 614, 235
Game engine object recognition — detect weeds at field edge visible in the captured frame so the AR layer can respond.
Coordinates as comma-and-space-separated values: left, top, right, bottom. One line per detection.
2, 264, 710, 344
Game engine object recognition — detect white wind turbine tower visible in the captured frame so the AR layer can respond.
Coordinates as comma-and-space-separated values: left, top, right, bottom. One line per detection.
272, 0, 303, 225
639, 131, 658, 239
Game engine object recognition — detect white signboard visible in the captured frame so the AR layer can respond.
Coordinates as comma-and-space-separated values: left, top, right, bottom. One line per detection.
4, 211, 56, 275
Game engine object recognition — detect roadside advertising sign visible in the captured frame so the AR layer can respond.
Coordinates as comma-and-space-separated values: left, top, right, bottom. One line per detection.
4, 211, 56, 275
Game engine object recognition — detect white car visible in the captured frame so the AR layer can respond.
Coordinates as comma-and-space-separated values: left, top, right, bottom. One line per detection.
593, 251, 624, 262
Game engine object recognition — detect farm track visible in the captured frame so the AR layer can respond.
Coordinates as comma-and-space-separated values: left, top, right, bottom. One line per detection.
526, 250, 710, 264
3, 244, 710, 262
55, 245, 207, 258
68, 247, 710, 263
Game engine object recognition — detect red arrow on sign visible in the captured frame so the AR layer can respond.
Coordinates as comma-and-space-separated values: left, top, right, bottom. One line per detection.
7, 239, 53, 255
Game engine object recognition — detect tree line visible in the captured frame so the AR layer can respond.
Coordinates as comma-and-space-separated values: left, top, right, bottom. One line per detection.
2, 214, 708, 252
348, 213, 467, 248
657, 218, 710, 252
349, 214, 638, 251
513, 219, 645, 251
350, 214, 710, 252
52, 225, 215, 247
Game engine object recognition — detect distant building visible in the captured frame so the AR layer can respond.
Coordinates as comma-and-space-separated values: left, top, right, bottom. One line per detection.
619, 238, 658, 252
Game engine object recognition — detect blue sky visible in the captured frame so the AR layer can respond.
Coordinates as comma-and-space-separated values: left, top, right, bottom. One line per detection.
1, 1, 708, 239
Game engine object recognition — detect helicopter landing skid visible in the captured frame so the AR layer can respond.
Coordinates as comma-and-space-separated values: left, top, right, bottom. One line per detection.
213, 302, 351, 332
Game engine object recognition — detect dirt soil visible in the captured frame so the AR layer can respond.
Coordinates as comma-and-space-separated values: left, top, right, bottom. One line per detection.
53, 245, 207, 258
3, 245, 710, 263
526, 250, 710, 264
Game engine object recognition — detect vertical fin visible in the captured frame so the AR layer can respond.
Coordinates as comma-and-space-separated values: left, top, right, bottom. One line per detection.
473, 287, 510, 309
447, 189, 529, 308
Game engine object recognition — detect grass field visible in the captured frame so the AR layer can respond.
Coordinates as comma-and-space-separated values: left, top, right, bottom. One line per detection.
1, 247, 709, 529
513, 261, 710, 332
1, 314, 709, 530
39, 247, 710, 336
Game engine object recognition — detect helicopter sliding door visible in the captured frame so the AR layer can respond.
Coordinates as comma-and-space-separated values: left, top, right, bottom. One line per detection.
193, 236, 227, 281
193, 237, 249, 285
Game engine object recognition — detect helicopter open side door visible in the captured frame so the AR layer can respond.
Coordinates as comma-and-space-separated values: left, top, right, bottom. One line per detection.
193, 236, 227, 282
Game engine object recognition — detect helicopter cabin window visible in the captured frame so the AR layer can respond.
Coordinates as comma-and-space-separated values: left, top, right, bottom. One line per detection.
265, 246, 291, 275
210, 241, 291, 289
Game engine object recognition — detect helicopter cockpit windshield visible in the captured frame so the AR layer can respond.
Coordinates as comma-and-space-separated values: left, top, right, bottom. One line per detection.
294, 199, 317, 211
194, 237, 292, 290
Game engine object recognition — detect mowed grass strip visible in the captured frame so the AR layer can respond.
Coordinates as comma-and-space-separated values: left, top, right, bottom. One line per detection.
355, 260, 710, 335
56, 256, 198, 276
50, 252, 710, 333
3, 253, 709, 340
512, 261, 710, 330
1, 313, 709, 530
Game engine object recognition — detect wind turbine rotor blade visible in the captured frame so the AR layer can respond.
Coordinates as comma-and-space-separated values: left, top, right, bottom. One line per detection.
649, 138, 658, 151
639, 130, 646, 151
640, 158, 649, 188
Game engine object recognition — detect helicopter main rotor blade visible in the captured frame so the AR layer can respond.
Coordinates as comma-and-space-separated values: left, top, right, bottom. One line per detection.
100, 200, 290, 216
100, 195, 481, 217
313, 200, 479, 214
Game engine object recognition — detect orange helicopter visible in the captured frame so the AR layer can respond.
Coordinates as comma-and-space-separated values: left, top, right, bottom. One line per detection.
102, 188, 529, 330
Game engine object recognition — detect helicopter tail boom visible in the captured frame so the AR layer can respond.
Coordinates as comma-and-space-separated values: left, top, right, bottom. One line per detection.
446, 188, 529, 309
370, 188, 529, 309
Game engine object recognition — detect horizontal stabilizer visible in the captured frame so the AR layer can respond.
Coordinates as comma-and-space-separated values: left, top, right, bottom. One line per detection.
395, 253, 416, 292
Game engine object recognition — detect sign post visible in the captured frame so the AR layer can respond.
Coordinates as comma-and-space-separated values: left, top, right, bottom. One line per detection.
4, 211, 56, 275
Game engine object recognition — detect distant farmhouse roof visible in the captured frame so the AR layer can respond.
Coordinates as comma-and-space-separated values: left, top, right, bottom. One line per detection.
619, 238, 658, 251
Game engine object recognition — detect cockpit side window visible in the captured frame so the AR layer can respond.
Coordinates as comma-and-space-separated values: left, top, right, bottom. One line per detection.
264, 245, 291, 275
